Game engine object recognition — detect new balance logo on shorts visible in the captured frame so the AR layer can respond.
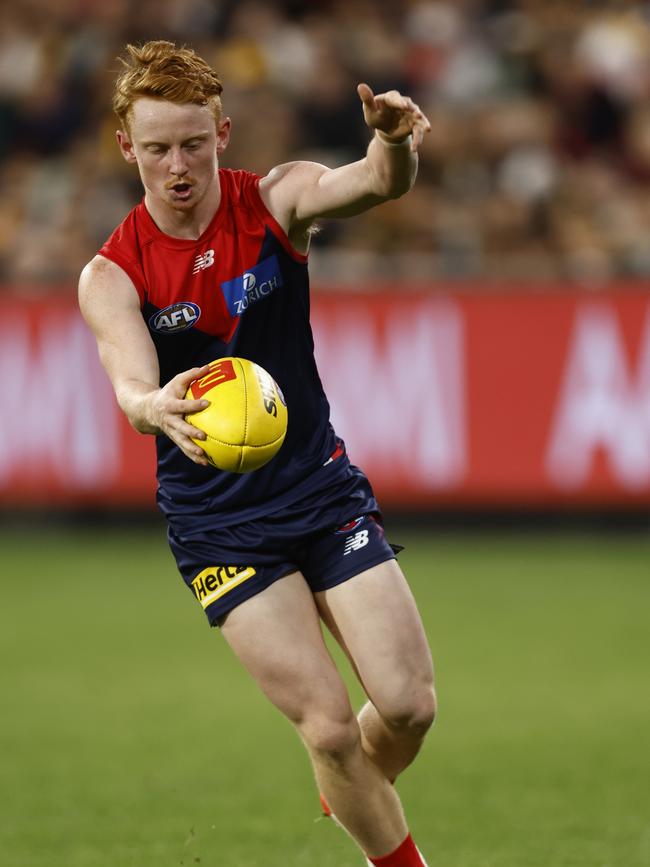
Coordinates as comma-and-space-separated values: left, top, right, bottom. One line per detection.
343, 530, 369, 556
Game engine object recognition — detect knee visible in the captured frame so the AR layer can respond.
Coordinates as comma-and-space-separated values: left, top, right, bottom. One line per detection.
381, 685, 437, 735
299, 711, 361, 763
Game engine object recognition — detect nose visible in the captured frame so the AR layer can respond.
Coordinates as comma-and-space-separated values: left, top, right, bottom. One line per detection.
168, 146, 189, 176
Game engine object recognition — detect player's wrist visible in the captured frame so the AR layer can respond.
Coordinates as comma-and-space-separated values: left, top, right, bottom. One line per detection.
127, 386, 162, 435
375, 130, 412, 147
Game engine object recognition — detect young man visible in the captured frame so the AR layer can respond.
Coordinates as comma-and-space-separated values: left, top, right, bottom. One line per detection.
79, 41, 436, 867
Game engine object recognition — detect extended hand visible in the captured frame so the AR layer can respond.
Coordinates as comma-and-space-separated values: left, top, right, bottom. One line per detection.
148, 365, 212, 466
358, 83, 430, 151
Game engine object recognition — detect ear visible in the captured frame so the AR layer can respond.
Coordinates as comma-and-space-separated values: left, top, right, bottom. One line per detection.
116, 129, 138, 164
216, 117, 232, 155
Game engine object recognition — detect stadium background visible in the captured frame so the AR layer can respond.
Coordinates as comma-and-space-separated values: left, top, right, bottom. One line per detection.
2, 2, 649, 866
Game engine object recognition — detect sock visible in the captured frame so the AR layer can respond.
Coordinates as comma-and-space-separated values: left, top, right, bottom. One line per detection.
367, 833, 428, 867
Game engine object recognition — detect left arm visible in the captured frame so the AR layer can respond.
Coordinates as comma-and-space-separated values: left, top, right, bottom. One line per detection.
259, 84, 430, 235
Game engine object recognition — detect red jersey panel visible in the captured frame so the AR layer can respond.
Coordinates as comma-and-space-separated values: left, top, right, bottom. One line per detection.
100, 169, 306, 338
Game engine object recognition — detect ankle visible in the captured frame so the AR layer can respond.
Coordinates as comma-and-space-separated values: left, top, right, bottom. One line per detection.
367, 833, 427, 867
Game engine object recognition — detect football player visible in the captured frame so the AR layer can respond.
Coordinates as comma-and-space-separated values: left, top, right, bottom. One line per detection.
79, 40, 435, 867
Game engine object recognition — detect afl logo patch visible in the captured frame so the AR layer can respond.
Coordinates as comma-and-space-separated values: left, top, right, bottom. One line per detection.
149, 302, 201, 334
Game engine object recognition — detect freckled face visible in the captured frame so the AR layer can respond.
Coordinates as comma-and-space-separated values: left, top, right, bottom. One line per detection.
118, 98, 229, 213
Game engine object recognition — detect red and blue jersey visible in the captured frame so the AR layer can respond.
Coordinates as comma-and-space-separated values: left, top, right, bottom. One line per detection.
98, 168, 356, 531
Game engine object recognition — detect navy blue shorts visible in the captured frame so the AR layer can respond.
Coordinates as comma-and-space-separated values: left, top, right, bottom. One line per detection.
167, 473, 401, 626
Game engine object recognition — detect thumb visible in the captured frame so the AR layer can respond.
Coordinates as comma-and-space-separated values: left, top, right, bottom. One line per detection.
357, 82, 376, 110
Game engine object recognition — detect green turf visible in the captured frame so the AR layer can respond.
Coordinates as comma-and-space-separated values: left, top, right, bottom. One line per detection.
1, 525, 649, 866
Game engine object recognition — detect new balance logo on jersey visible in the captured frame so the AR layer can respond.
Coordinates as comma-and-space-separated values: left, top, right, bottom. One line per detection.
193, 249, 215, 274
343, 530, 369, 556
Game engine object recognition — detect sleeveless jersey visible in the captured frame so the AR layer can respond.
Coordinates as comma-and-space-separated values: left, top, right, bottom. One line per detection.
99, 168, 354, 532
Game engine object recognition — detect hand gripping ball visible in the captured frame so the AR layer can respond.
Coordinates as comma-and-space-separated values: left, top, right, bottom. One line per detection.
185, 357, 288, 472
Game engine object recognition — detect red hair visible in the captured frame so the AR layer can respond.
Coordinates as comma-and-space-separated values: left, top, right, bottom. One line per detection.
113, 41, 223, 130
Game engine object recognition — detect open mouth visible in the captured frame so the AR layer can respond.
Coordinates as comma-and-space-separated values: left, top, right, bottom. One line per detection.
171, 183, 192, 194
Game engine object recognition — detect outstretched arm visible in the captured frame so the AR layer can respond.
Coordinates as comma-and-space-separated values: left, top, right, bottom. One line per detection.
259, 84, 430, 232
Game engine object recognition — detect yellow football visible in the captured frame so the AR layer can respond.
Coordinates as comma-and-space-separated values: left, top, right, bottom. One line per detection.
185, 357, 288, 472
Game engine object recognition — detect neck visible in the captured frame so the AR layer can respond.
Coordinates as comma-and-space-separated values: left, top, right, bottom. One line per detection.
144, 172, 221, 240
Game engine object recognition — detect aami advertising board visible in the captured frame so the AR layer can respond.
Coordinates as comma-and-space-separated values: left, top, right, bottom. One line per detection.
1, 287, 649, 508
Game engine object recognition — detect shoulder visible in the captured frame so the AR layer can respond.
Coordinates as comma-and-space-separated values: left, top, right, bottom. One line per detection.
80, 254, 128, 285
260, 161, 328, 202
259, 161, 329, 229
79, 255, 140, 311
94, 204, 149, 305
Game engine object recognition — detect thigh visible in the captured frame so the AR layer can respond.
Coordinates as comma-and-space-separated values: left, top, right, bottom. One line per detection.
220, 571, 353, 725
315, 559, 434, 712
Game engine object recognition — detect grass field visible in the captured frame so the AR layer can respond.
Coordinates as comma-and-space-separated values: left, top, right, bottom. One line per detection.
1, 524, 649, 867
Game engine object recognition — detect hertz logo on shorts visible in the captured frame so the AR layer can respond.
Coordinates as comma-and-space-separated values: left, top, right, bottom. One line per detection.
191, 565, 256, 609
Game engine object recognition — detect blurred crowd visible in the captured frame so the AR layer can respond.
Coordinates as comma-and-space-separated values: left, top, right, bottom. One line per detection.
3, 0, 650, 290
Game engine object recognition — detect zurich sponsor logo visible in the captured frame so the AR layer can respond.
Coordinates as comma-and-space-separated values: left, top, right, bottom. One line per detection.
149, 302, 201, 334
221, 254, 283, 316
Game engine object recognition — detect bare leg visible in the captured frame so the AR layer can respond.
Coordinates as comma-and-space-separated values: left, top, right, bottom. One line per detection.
316, 559, 436, 783
219, 571, 412, 859
356, 701, 429, 783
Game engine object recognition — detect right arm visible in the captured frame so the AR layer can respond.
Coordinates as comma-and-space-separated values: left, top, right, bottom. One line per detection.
78, 255, 211, 466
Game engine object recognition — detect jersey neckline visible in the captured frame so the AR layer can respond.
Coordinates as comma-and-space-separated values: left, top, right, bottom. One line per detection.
137, 171, 229, 250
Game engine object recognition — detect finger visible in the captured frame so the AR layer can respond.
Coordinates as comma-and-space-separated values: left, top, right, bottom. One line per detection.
177, 364, 211, 388
381, 89, 410, 111
163, 412, 207, 443
182, 398, 211, 415
410, 101, 431, 130
168, 396, 209, 419
168, 422, 209, 461
178, 430, 210, 461
185, 444, 209, 466
176, 418, 208, 441
412, 116, 431, 151
357, 82, 376, 109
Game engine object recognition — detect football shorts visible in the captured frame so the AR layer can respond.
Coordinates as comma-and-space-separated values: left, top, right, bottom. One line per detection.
167, 475, 402, 626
